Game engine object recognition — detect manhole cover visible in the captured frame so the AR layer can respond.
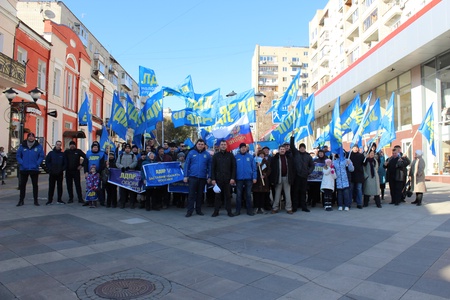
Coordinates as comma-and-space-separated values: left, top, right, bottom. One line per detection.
76, 269, 171, 300
94, 278, 155, 299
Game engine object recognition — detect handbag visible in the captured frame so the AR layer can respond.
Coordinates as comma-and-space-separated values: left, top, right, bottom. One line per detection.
402, 180, 413, 198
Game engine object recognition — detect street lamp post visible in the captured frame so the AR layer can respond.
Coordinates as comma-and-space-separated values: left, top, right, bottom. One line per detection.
254, 91, 266, 142
3, 87, 42, 188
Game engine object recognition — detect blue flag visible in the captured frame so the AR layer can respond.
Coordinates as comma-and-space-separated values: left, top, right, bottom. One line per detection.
78, 92, 92, 133
163, 75, 195, 100
313, 125, 330, 148
271, 97, 303, 144
125, 93, 138, 129
267, 71, 301, 115
418, 103, 436, 156
184, 138, 194, 149
216, 89, 256, 126
341, 94, 361, 136
139, 66, 158, 96
186, 88, 220, 118
376, 93, 396, 152
136, 90, 163, 135
351, 94, 373, 147
172, 108, 215, 128
200, 128, 215, 148
362, 98, 381, 135
99, 125, 116, 152
109, 91, 128, 140
330, 97, 343, 156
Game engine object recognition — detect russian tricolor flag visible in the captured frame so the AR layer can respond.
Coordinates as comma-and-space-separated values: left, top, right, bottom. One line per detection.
212, 115, 254, 151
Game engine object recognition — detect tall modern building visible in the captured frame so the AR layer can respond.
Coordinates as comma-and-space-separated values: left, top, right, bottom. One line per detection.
309, 0, 450, 182
251, 45, 310, 140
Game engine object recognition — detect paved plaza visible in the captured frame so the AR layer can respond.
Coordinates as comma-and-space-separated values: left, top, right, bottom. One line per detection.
0, 175, 449, 299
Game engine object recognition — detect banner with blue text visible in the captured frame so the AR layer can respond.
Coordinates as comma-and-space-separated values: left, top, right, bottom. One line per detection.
108, 168, 144, 193
142, 162, 185, 187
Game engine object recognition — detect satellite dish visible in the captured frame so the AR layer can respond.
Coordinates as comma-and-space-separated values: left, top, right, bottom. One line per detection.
44, 10, 56, 19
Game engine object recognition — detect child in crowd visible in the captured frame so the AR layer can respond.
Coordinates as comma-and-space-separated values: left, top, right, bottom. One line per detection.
321, 158, 336, 211
86, 164, 100, 208
334, 154, 354, 211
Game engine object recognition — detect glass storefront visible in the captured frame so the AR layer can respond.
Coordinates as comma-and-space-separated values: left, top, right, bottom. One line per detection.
422, 49, 450, 175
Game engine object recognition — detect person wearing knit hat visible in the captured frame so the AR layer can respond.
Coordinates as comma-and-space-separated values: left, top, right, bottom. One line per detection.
69, 141, 76, 146
84, 140, 106, 206
409, 149, 426, 206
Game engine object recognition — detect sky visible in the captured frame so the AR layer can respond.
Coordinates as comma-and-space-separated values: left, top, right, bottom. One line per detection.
60, 0, 330, 110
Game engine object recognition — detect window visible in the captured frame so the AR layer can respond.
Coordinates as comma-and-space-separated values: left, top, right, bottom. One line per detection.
282, 77, 287, 82
51, 120, 59, 146
96, 97, 101, 117
36, 117, 43, 137
17, 47, 27, 65
64, 122, 72, 129
65, 73, 74, 110
53, 68, 61, 96
292, 57, 299, 62
292, 67, 300, 72
0, 33, 3, 52
303, 51, 308, 56
303, 63, 308, 68
363, 9, 378, 32
282, 57, 287, 62
89, 42, 93, 53
37, 60, 46, 90
282, 67, 288, 72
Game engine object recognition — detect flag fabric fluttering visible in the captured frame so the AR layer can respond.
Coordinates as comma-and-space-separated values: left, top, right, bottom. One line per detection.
212, 114, 254, 151
162, 75, 195, 100
313, 125, 330, 148
125, 93, 138, 129
109, 91, 128, 140
135, 90, 163, 135
270, 97, 303, 144
362, 98, 381, 135
329, 97, 343, 157
418, 103, 436, 156
185, 88, 220, 118
215, 89, 257, 126
266, 71, 301, 115
183, 138, 195, 149
99, 125, 116, 152
340, 94, 361, 136
78, 92, 92, 133
138, 66, 158, 97
376, 92, 396, 152
350, 94, 373, 147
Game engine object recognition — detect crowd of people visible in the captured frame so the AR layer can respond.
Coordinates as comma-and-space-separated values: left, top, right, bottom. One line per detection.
13, 131, 427, 215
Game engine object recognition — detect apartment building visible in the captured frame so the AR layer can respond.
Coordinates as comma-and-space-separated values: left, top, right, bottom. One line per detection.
309, 0, 450, 182
251, 45, 310, 139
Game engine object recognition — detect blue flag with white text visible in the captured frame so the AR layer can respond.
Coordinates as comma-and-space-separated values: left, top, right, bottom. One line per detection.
125, 93, 138, 129
139, 66, 158, 96
267, 71, 301, 115
136, 90, 163, 135
341, 94, 361, 136
215, 89, 256, 126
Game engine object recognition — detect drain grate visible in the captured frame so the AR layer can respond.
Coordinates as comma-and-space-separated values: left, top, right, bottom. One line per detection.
76, 269, 171, 300
94, 278, 155, 299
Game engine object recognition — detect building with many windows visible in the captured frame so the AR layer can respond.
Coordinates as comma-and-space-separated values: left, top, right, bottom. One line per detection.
251, 45, 310, 139
309, 0, 450, 182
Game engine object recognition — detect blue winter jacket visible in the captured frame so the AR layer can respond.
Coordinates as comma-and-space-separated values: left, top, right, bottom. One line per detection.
235, 152, 257, 181
334, 159, 354, 189
184, 148, 211, 179
17, 140, 44, 172
84, 150, 106, 174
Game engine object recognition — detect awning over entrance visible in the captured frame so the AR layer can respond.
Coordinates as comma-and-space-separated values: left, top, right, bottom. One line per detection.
63, 131, 86, 139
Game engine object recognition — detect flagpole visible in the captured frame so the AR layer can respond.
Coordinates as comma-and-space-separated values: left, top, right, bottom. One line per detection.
404, 128, 420, 156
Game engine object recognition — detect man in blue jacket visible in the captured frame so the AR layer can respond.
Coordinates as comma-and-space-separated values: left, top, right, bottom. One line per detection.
16, 132, 44, 206
45, 140, 66, 205
234, 143, 257, 216
183, 139, 211, 217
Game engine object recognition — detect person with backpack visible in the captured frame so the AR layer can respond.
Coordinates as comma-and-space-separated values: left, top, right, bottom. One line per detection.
116, 143, 138, 208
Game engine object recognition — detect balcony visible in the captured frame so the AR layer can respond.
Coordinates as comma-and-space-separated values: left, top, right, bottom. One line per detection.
382, 2, 403, 26
120, 72, 133, 91
0, 52, 26, 87
289, 60, 302, 67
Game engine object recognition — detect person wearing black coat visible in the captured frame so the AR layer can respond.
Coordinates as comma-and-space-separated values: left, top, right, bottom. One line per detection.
46, 141, 66, 205
290, 136, 315, 212
269, 145, 296, 214
211, 140, 236, 217
105, 152, 118, 208
384, 147, 409, 205
349, 144, 365, 209
64, 141, 87, 203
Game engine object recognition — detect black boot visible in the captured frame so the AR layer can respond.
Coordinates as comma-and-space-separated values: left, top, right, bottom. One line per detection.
363, 195, 369, 207
16, 200, 24, 206
375, 195, 382, 208
34, 200, 40, 206
416, 193, 423, 206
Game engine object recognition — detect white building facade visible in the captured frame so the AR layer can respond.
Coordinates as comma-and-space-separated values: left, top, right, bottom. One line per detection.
309, 0, 450, 182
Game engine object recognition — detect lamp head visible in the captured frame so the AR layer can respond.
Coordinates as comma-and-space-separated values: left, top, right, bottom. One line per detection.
226, 90, 237, 97
28, 87, 43, 102
254, 91, 266, 108
3, 88, 18, 104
